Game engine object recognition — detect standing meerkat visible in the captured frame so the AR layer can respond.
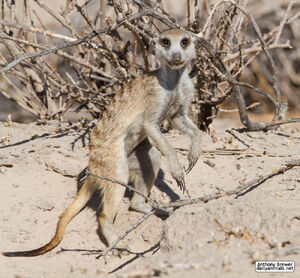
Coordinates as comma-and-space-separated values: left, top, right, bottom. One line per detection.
3, 29, 202, 257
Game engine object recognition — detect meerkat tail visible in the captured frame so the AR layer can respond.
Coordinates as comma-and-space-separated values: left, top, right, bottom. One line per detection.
3, 180, 96, 257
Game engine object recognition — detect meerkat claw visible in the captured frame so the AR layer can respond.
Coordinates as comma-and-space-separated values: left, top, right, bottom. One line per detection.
176, 178, 186, 193
186, 158, 198, 174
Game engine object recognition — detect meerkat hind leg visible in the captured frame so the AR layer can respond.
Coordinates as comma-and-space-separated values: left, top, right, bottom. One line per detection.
128, 139, 169, 215
96, 155, 129, 250
98, 184, 128, 249
129, 173, 153, 214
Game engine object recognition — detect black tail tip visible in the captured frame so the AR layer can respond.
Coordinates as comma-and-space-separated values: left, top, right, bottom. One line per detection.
3, 251, 30, 257
3, 252, 17, 257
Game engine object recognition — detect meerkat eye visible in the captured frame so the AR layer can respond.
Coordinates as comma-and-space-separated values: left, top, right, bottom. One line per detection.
160, 38, 171, 47
181, 38, 190, 48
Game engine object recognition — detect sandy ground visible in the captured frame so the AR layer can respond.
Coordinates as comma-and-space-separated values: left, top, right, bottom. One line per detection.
0, 118, 300, 278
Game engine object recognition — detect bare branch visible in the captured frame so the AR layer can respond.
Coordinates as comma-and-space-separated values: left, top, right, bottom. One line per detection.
0, 7, 163, 75
226, 1, 284, 118
274, 0, 294, 45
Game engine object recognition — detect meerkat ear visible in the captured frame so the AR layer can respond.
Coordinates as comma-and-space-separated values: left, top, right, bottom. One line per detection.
192, 32, 203, 42
190, 33, 198, 43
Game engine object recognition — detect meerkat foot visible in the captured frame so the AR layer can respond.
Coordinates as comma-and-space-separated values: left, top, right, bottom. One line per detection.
108, 240, 131, 256
130, 201, 153, 214
130, 200, 172, 216
111, 248, 130, 257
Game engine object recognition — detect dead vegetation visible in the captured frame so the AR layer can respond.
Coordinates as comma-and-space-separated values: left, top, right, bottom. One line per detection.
0, 0, 299, 130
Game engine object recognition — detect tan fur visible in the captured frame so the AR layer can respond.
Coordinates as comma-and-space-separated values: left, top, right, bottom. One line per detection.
3, 29, 202, 257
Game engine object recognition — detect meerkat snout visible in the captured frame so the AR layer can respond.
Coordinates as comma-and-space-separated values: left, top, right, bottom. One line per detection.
171, 52, 182, 62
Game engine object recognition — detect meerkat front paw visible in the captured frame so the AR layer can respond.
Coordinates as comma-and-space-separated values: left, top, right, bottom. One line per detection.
186, 151, 199, 174
170, 162, 186, 192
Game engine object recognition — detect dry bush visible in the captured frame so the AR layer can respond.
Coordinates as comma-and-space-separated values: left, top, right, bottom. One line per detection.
0, 0, 299, 130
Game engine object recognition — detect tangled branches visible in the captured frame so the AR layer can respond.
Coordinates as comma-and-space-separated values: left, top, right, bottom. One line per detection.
0, 0, 299, 130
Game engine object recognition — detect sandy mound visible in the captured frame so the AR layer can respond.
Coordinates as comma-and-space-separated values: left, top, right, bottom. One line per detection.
0, 119, 299, 278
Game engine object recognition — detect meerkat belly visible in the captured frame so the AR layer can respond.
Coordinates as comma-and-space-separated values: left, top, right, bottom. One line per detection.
160, 89, 183, 121
165, 101, 181, 120
124, 114, 147, 156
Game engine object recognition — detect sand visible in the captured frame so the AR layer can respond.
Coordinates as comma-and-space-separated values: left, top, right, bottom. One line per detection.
0, 119, 299, 278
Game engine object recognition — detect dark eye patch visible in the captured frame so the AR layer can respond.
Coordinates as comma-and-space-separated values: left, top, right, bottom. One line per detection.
181, 37, 190, 48
160, 37, 171, 48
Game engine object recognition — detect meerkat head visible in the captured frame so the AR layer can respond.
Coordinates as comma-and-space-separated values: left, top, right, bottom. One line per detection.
154, 29, 196, 70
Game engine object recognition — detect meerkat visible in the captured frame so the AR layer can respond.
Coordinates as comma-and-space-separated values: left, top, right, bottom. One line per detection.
3, 29, 202, 257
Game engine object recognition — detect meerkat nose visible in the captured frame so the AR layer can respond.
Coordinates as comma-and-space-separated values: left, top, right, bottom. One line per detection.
172, 52, 182, 62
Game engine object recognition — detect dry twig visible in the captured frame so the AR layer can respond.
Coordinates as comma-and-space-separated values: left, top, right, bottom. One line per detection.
86, 158, 300, 259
